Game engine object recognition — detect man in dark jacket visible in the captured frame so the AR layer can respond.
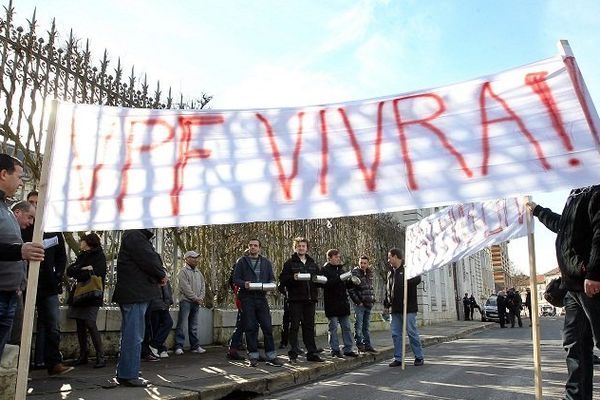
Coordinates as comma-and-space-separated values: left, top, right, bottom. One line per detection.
145, 271, 174, 360
278, 237, 324, 362
233, 239, 284, 367
496, 291, 508, 328
321, 249, 358, 358
529, 186, 600, 399
348, 255, 376, 352
384, 248, 424, 367
462, 293, 471, 321
506, 288, 523, 328
113, 229, 166, 388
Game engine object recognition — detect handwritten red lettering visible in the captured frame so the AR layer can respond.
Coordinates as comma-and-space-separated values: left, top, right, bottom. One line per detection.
479, 81, 550, 175
257, 112, 305, 201
319, 109, 329, 195
337, 102, 384, 192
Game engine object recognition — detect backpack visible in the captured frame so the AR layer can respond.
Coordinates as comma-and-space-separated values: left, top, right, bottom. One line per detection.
544, 277, 567, 308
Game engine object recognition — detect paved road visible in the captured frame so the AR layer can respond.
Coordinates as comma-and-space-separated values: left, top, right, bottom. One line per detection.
259, 317, 599, 400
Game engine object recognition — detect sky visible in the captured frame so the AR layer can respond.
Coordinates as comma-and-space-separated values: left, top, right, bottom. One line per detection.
9, 0, 600, 274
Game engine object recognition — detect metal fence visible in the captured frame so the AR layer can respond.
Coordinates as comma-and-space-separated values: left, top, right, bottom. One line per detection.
0, 2, 404, 310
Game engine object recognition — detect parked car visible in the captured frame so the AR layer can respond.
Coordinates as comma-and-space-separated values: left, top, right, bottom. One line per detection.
540, 304, 557, 317
481, 294, 509, 324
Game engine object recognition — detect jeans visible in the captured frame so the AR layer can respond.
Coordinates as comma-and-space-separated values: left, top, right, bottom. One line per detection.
0, 290, 18, 359
288, 301, 317, 357
229, 309, 244, 350
563, 291, 600, 400
117, 302, 148, 380
36, 294, 62, 368
328, 315, 353, 354
148, 310, 173, 353
241, 295, 276, 360
175, 300, 199, 350
390, 312, 424, 361
354, 304, 371, 347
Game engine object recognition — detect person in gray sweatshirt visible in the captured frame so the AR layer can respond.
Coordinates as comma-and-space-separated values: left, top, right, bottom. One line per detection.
174, 250, 206, 354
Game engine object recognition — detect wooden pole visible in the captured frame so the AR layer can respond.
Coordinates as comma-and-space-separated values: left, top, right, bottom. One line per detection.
401, 266, 408, 370
15, 100, 60, 400
526, 195, 543, 400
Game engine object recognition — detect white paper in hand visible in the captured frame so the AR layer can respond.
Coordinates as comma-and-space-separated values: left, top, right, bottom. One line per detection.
43, 236, 59, 249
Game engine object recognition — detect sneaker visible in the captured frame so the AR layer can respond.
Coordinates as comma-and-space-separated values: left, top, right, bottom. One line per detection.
306, 354, 325, 362
414, 358, 424, 366
331, 351, 344, 359
159, 351, 169, 358
148, 345, 160, 358
266, 357, 284, 367
364, 346, 378, 353
175, 348, 184, 355
388, 360, 402, 367
191, 346, 206, 354
143, 354, 160, 362
226, 351, 245, 361
48, 363, 75, 376
116, 377, 149, 388
249, 358, 259, 367
343, 351, 359, 357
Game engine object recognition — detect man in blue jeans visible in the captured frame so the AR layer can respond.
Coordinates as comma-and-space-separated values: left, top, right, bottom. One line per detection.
348, 255, 376, 353
113, 229, 166, 387
384, 248, 424, 367
175, 250, 206, 355
321, 249, 358, 358
529, 186, 600, 400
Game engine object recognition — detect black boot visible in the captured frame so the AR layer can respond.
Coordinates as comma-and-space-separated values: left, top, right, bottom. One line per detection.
94, 354, 106, 368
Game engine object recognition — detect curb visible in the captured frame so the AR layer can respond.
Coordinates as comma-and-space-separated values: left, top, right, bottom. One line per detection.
197, 323, 493, 400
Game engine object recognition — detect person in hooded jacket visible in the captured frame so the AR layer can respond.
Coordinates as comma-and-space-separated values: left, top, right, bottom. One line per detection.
348, 255, 376, 352
144, 270, 174, 360
321, 249, 358, 358
66, 232, 107, 368
278, 237, 324, 362
113, 229, 166, 388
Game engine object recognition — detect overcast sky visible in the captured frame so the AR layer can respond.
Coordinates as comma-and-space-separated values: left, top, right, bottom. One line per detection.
10, 0, 600, 274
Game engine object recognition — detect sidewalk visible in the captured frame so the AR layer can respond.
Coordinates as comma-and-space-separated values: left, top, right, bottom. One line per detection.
26, 320, 495, 400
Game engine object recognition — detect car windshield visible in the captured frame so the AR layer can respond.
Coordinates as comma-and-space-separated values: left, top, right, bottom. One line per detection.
486, 297, 497, 307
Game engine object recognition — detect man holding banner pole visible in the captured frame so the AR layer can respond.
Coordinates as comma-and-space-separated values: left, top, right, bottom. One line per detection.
528, 185, 600, 400
384, 248, 424, 367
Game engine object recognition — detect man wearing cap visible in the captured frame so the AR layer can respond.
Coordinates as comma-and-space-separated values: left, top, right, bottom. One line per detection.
174, 250, 206, 355
233, 239, 284, 367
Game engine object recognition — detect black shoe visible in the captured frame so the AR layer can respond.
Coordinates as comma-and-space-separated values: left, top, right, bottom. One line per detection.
266, 357, 285, 367
70, 356, 88, 366
249, 358, 259, 367
297, 348, 305, 355
343, 351, 359, 357
306, 354, 325, 362
143, 354, 160, 362
258, 355, 267, 362
331, 351, 344, 359
414, 358, 424, 366
388, 360, 402, 367
117, 377, 148, 387
226, 351, 246, 361
357, 344, 366, 352
364, 346, 377, 353
94, 357, 106, 368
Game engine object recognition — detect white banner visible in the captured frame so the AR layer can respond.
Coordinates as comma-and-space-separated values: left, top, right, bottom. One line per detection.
44, 55, 600, 232
405, 197, 529, 279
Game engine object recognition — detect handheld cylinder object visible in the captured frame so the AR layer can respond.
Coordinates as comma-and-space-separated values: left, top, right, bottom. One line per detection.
248, 282, 278, 291
313, 275, 328, 284
296, 273, 311, 281
351, 276, 361, 285
339, 271, 352, 281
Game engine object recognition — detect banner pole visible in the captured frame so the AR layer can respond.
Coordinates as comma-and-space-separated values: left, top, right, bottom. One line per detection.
401, 266, 408, 370
15, 100, 60, 400
526, 195, 543, 400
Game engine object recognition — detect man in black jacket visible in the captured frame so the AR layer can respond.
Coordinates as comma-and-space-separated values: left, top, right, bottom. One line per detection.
113, 229, 166, 388
348, 255, 376, 352
496, 291, 508, 328
233, 239, 284, 367
384, 248, 424, 367
529, 186, 600, 400
278, 237, 324, 362
321, 249, 358, 358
